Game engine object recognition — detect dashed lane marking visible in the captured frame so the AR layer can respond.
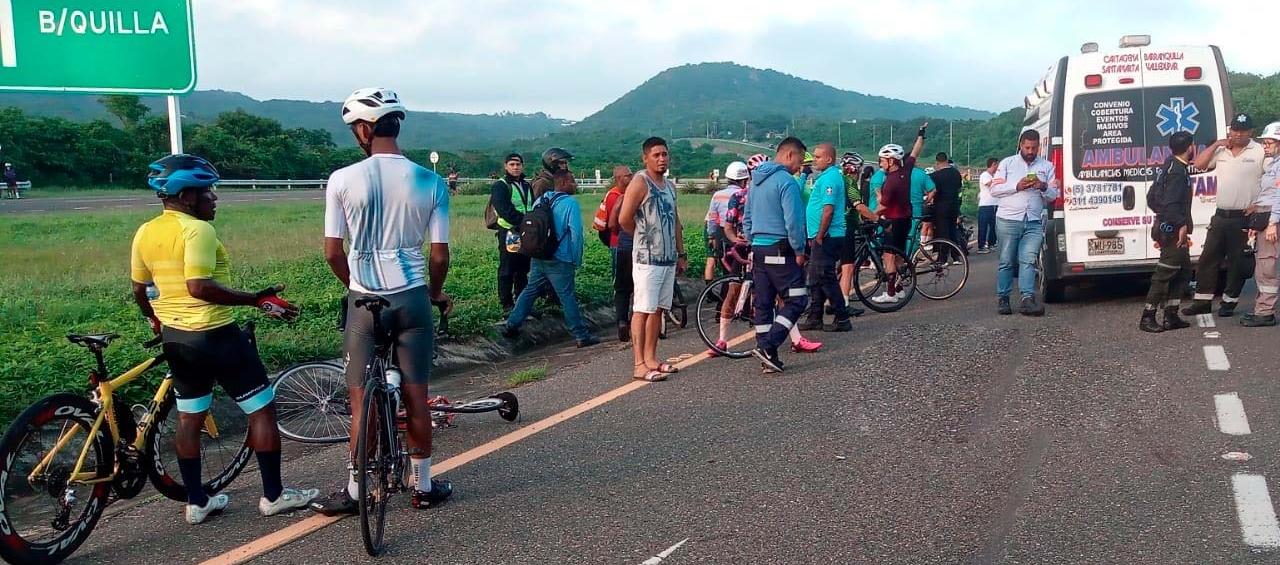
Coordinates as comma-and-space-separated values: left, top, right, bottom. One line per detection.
1233, 474, 1280, 549
1204, 345, 1230, 371
1214, 393, 1252, 435
1198, 314, 1216, 328
641, 538, 690, 565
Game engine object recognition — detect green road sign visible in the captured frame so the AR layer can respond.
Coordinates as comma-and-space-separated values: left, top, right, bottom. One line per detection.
0, 0, 195, 94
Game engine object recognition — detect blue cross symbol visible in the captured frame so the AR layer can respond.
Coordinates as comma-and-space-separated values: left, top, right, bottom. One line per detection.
1156, 97, 1200, 136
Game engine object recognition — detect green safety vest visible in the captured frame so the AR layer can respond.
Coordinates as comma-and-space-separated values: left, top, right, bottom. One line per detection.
497, 179, 533, 230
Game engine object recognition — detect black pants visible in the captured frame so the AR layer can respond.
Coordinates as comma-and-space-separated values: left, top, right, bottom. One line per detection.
1145, 231, 1192, 308
934, 212, 963, 261
612, 247, 634, 327
752, 243, 809, 354
1193, 214, 1247, 302
806, 237, 847, 320
497, 230, 531, 309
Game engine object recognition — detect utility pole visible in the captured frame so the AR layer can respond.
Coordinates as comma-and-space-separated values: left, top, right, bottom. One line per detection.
889, 124, 894, 145
872, 125, 878, 149
949, 121, 954, 157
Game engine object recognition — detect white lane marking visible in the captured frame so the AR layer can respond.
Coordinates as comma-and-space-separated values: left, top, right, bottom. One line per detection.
73, 206, 89, 210
1198, 314, 1216, 328
311, 196, 324, 200
1204, 345, 1230, 371
641, 538, 690, 565
1232, 474, 1280, 549
1223, 452, 1254, 462
1215, 393, 1252, 435
1204, 331, 1221, 339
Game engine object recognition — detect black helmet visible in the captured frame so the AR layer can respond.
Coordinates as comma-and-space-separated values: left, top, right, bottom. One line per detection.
541, 147, 573, 173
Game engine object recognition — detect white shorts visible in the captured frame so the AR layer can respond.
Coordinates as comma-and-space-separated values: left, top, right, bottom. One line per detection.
632, 262, 676, 314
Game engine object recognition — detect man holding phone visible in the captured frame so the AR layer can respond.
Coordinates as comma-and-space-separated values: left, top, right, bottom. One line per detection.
990, 129, 1058, 316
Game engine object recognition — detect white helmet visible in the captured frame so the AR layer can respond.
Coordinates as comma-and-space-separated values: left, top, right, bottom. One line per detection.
878, 144, 905, 161
725, 161, 749, 180
1260, 122, 1280, 142
341, 87, 407, 125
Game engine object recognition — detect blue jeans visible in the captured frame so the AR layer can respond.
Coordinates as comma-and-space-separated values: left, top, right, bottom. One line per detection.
977, 206, 998, 249
996, 217, 1044, 299
506, 259, 591, 341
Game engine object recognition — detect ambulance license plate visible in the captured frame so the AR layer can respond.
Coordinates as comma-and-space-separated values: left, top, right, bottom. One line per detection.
1087, 237, 1124, 256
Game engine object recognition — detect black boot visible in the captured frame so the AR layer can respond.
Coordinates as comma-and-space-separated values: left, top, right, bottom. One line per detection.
1162, 306, 1191, 330
1219, 301, 1238, 318
797, 315, 824, 332
1182, 300, 1211, 316
1139, 309, 1164, 333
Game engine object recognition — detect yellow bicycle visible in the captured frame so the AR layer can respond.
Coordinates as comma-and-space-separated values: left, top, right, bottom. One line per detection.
0, 332, 252, 564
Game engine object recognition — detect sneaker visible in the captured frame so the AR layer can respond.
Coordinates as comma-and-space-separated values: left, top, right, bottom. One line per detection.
497, 322, 519, 339
309, 489, 358, 516
997, 296, 1012, 315
870, 293, 899, 304
797, 317, 824, 332
185, 494, 230, 525
847, 305, 865, 317
791, 337, 824, 353
950, 260, 964, 266
750, 348, 784, 373
824, 319, 853, 332
409, 479, 454, 509
260, 487, 320, 517
1219, 301, 1238, 318
1240, 313, 1278, 327
1020, 295, 1045, 317
576, 336, 601, 348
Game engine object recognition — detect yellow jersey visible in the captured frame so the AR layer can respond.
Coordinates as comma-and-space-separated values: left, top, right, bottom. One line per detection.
130, 210, 234, 331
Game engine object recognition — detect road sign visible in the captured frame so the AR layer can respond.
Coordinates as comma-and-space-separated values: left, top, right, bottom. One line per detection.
0, 0, 195, 94
429, 151, 439, 164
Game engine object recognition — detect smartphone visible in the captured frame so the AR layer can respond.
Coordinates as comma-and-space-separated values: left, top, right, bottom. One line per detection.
1025, 172, 1038, 181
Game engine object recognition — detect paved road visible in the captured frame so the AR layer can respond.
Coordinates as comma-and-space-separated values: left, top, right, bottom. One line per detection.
38, 253, 1280, 564
0, 190, 324, 214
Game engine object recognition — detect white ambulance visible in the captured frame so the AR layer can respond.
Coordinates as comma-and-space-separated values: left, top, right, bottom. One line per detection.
1022, 35, 1231, 301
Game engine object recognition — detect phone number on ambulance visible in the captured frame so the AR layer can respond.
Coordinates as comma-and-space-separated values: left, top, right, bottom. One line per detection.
1064, 195, 1123, 207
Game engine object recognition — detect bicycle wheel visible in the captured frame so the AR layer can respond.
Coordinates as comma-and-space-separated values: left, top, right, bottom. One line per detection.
695, 275, 755, 359
670, 284, 688, 328
273, 361, 351, 443
913, 239, 969, 300
854, 246, 916, 313
145, 386, 253, 503
358, 379, 392, 556
0, 394, 113, 565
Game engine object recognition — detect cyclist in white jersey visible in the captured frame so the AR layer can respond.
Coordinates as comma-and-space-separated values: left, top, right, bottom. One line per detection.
312, 87, 455, 514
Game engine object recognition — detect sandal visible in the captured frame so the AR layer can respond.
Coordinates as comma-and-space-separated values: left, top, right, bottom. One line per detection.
634, 369, 668, 382
647, 362, 679, 374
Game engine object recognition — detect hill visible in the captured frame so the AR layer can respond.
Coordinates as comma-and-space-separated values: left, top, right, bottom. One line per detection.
0, 90, 571, 150
575, 62, 994, 135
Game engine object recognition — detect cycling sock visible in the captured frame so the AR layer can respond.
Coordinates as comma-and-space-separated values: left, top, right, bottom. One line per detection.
411, 457, 432, 492
718, 318, 730, 342
256, 450, 283, 502
177, 457, 208, 507
346, 470, 359, 499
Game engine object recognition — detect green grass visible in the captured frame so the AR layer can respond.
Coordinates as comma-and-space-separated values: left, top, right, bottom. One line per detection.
507, 365, 549, 387
0, 193, 712, 426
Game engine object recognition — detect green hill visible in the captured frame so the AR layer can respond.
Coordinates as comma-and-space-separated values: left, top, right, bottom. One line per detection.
575, 62, 994, 135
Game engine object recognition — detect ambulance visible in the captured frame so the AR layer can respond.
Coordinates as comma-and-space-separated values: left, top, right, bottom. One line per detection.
1022, 35, 1231, 301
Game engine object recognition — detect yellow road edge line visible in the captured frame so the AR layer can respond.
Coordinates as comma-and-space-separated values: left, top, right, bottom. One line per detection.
201, 330, 756, 565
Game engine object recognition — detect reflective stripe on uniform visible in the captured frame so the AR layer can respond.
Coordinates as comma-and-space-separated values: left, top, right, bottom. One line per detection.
764, 255, 787, 265
1193, 293, 1214, 301
788, 287, 808, 297
1155, 261, 1181, 270
1259, 285, 1280, 294
774, 315, 794, 329
755, 324, 772, 333
1223, 295, 1240, 303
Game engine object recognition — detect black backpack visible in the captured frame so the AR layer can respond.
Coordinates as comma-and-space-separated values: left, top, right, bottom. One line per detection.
518, 193, 565, 259
1146, 163, 1169, 215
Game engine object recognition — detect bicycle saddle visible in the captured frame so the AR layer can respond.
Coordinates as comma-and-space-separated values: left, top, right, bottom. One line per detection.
354, 296, 391, 311
67, 333, 120, 349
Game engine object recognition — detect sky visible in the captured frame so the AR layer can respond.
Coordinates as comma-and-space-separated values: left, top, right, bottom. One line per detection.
194, 0, 1280, 121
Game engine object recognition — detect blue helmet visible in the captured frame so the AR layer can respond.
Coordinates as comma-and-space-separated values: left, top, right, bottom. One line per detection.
147, 154, 219, 196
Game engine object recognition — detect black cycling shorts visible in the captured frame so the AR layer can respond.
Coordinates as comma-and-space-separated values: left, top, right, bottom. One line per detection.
841, 226, 859, 262
162, 323, 272, 414
344, 287, 434, 389
705, 229, 726, 259
884, 218, 912, 252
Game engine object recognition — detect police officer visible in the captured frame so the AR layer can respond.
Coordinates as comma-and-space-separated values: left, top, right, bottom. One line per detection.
489, 153, 534, 313
1183, 113, 1267, 317
1240, 122, 1280, 327
1139, 131, 1195, 333
742, 137, 810, 373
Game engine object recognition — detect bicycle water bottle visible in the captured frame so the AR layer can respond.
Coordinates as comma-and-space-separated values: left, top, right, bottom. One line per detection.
385, 367, 403, 390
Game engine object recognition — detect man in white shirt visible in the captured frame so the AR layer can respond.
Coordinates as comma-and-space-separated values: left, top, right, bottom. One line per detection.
990, 129, 1058, 316
977, 157, 999, 253
1183, 113, 1268, 318
313, 87, 456, 515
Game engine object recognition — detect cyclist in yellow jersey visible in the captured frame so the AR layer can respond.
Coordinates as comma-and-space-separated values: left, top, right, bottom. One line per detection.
130, 154, 316, 525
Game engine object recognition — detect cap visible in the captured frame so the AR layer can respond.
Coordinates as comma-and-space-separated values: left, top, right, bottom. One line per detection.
1230, 113, 1255, 131
504, 153, 524, 163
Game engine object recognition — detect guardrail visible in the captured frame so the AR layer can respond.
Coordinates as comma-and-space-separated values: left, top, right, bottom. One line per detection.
217, 179, 327, 190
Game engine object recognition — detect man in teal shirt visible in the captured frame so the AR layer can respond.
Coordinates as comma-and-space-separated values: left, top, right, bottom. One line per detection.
799, 143, 852, 332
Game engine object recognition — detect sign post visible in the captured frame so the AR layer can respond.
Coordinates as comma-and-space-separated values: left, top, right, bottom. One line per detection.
429, 151, 439, 172
0, 0, 197, 154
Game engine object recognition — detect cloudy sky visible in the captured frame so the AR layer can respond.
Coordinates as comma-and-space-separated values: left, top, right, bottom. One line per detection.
195, 0, 1279, 120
